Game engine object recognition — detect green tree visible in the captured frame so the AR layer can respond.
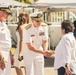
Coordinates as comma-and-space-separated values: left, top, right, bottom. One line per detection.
15, 0, 38, 4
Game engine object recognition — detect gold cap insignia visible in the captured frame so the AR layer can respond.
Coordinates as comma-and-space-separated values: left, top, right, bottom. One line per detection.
0, 8, 11, 15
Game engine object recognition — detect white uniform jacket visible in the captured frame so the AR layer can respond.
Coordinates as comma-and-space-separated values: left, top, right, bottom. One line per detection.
0, 22, 11, 75
0, 22, 11, 49
54, 32, 76, 74
23, 22, 48, 58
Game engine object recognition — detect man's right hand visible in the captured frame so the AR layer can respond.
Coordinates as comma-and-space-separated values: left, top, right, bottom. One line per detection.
0, 59, 7, 70
44, 51, 52, 58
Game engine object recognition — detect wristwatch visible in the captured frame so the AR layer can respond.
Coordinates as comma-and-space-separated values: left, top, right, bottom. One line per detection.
65, 63, 69, 68
0, 57, 4, 61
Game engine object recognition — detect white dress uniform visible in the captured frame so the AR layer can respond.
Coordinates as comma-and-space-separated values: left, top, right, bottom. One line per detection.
0, 22, 11, 75
23, 22, 48, 75
14, 24, 27, 68
54, 32, 76, 74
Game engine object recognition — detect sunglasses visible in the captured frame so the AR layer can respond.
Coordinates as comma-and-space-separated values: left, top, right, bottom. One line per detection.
35, 20, 42, 22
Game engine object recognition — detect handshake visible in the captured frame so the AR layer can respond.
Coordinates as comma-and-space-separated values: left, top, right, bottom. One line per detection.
43, 50, 55, 58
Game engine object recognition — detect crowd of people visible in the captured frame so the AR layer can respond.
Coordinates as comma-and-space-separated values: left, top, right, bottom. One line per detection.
0, 7, 76, 75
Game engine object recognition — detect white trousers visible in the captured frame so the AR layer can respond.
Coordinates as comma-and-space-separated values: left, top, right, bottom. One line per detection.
0, 49, 11, 75
23, 54, 44, 75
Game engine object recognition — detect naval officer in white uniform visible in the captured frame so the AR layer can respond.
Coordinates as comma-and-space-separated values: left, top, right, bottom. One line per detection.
0, 7, 12, 75
23, 12, 51, 75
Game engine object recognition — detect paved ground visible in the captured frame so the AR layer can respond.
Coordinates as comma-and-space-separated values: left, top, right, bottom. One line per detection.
11, 67, 57, 75
11, 58, 57, 75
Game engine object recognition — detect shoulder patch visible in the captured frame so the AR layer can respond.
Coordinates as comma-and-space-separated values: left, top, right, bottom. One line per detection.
41, 23, 47, 26
25, 24, 32, 30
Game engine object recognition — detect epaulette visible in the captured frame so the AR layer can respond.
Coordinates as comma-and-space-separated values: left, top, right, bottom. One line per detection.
41, 23, 47, 26
25, 24, 32, 30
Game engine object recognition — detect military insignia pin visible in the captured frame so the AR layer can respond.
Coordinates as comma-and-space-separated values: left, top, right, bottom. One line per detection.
39, 32, 45, 36
31, 34, 35, 37
1, 28, 4, 31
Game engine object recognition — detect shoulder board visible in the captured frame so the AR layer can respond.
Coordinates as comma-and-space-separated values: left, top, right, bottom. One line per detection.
41, 23, 47, 26
25, 24, 32, 30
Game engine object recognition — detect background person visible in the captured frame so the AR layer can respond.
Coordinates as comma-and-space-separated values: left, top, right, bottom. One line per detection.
54, 20, 76, 75
0, 7, 13, 75
23, 12, 51, 75
14, 12, 29, 75
73, 20, 76, 39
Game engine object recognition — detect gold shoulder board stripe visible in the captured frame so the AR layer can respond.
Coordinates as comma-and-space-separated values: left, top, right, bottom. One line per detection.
41, 23, 47, 26
25, 24, 32, 30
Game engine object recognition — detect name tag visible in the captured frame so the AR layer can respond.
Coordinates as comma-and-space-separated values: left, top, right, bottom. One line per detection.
31, 34, 35, 37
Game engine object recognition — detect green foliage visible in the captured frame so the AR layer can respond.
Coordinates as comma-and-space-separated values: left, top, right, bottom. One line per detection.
25, 0, 31, 4
34, 0, 38, 2
14, 0, 31, 4
14, 0, 38, 4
